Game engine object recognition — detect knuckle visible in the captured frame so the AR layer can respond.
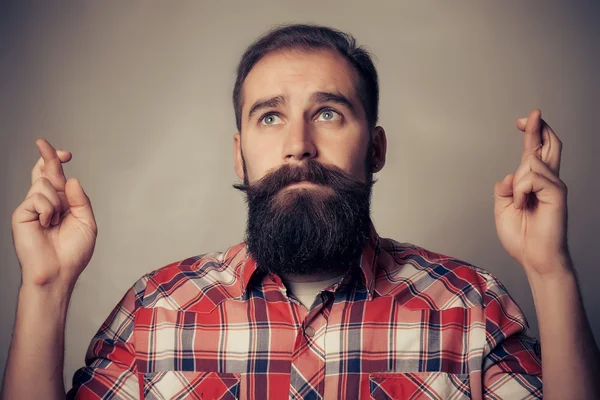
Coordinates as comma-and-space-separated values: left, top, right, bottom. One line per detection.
40, 197, 52, 210
30, 177, 60, 201
30, 192, 45, 202
30, 193, 52, 210
34, 176, 51, 187
513, 178, 525, 190
558, 180, 568, 191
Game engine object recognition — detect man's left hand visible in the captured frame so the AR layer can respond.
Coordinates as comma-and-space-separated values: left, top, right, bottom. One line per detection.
494, 109, 571, 277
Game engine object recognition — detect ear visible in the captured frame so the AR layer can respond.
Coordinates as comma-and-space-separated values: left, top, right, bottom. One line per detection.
233, 133, 245, 180
370, 126, 387, 173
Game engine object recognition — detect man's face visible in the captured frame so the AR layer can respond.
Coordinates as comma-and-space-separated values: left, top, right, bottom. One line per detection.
234, 48, 385, 188
232, 48, 386, 278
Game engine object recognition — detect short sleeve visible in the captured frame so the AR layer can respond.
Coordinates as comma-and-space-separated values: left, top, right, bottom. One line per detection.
482, 275, 543, 399
67, 275, 149, 400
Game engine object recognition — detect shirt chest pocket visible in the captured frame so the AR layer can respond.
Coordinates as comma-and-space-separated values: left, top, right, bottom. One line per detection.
369, 372, 470, 400
141, 371, 240, 400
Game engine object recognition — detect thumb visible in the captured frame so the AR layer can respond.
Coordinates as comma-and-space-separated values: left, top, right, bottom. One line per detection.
494, 174, 515, 211
516, 117, 528, 132
65, 178, 97, 230
494, 173, 514, 198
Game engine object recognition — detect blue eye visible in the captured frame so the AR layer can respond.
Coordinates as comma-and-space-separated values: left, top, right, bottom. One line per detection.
261, 114, 283, 125
316, 109, 340, 122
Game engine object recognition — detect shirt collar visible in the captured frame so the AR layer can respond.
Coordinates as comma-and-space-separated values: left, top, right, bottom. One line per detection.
356, 223, 381, 300
238, 223, 382, 300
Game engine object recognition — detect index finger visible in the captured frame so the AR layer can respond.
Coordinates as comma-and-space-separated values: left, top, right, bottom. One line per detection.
520, 109, 543, 159
34, 139, 67, 189
516, 112, 562, 176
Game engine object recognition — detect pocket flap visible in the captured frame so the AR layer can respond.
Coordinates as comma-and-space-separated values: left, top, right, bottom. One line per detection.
142, 371, 240, 400
369, 372, 470, 400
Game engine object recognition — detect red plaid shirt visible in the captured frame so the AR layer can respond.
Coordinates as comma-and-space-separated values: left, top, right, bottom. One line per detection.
68, 228, 543, 399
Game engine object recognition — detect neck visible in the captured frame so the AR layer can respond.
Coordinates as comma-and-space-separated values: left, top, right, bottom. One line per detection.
282, 268, 347, 283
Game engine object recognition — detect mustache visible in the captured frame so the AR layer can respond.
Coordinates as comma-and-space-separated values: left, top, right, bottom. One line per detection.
233, 159, 374, 199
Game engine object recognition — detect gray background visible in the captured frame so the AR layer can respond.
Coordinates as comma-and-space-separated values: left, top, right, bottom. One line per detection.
1, 1, 598, 389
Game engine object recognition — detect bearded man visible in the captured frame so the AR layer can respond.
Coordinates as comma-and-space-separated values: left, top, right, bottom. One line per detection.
3, 24, 599, 400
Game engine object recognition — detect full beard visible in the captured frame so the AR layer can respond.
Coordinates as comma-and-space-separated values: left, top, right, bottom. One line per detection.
234, 158, 374, 277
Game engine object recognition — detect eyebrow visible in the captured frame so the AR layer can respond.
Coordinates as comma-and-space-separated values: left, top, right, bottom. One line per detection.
311, 91, 357, 116
247, 95, 286, 121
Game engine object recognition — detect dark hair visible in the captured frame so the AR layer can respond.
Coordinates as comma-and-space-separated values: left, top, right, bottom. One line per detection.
233, 24, 379, 132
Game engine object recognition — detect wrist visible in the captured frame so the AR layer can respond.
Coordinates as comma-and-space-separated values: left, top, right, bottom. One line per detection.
523, 251, 574, 280
525, 261, 579, 305
18, 283, 74, 313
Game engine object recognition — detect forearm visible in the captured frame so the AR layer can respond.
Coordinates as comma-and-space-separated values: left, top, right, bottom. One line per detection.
527, 261, 600, 400
2, 285, 72, 400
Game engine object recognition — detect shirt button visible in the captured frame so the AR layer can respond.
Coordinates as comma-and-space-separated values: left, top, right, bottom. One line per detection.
304, 325, 315, 337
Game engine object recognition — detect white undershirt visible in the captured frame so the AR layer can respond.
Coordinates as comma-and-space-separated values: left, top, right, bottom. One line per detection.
284, 274, 345, 309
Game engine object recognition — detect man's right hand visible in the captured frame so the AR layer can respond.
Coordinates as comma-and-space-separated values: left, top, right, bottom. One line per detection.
2, 139, 98, 400
11, 139, 97, 290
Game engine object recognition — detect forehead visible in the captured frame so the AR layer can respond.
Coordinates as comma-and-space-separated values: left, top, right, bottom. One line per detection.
241, 48, 360, 114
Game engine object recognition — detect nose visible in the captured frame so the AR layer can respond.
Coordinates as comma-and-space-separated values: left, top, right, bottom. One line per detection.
282, 119, 317, 165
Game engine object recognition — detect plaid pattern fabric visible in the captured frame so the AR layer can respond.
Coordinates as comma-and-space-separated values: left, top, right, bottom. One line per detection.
68, 227, 543, 399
